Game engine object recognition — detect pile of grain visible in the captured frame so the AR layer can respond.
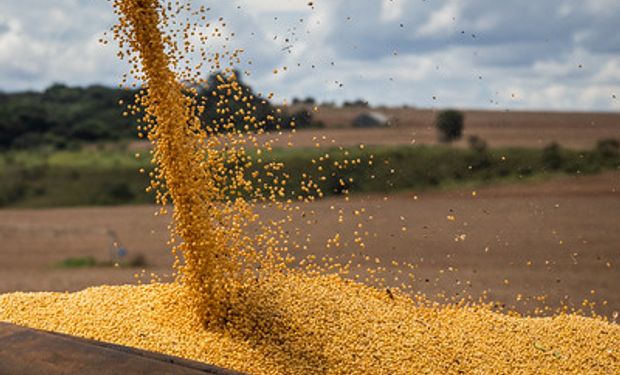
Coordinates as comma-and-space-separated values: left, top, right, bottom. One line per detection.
2, 272, 618, 374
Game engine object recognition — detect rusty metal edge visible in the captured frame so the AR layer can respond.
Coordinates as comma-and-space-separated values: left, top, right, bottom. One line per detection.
0, 322, 246, 375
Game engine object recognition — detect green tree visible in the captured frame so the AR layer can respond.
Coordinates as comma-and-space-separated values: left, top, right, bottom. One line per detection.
435, 109, 464, 143
596, 138, 619, 158
542, 142, 564, 170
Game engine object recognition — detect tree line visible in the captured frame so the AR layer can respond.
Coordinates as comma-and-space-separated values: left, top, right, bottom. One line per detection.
0, 84, 136, 149
0, 73, 322, 150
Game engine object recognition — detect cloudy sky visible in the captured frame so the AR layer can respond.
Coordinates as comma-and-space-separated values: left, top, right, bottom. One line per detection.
1, 0, 619, 111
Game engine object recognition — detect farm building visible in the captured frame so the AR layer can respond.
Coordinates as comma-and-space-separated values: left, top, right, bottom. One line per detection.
352, 111, 390, 128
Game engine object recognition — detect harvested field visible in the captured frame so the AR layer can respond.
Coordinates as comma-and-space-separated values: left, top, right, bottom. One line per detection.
127, 107, 620, 151
311, 107, 620, 149
2, 172, 619, 316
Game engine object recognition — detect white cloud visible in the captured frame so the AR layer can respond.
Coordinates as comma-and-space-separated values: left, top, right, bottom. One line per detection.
584, 0, 620, 15
0, 18, 49, 82
241, 0, 310, 13
380, 0, 406, 22
416, 1, 460, 37
595, 59, 620, 82
0, 0, 618, 111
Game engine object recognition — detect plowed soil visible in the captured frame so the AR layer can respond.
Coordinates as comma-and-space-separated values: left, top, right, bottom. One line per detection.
1, 172, 618, 317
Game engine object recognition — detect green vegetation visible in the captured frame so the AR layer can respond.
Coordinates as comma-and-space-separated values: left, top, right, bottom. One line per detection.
436, 109, 464, 143
596, 138, 620, 158
0, 84, 137, 149
272, 143, 619, 197
467, 135, 488, 153
290, 109, 325, 129
0, 147, 149, 207
55, 254, 147, 269
55, 256, 98, 269
1, 143, 618, 208
0, 78, 323, 150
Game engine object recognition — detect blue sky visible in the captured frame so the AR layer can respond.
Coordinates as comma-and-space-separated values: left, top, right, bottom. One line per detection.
1, 0, 619, 110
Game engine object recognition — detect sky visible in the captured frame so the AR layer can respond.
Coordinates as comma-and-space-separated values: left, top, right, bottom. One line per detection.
1, 0, 619, 111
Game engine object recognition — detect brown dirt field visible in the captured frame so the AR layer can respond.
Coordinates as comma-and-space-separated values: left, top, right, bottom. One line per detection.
274, 107, 620, 150
129, 107, 620, 151
1, 172, 619, 317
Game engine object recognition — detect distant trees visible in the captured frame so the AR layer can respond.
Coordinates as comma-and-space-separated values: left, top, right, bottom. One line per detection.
343, 99, 369, 108
467, 135, 487, 153
596, 138, 619, 158
197, 71, 286, 134
0, 84, 136, 149
435, 109, 464, 143
291, 97, 316, 105
542, 142, 564, 170
0, 75, 320, 150
198, 71, 326, 133
290, 109, 325, 129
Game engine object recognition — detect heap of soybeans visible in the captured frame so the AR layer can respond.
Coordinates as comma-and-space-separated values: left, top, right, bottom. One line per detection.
1, 1, 618, 374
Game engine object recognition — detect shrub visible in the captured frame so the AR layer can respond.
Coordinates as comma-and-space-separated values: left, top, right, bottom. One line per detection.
99, 181, 135, 204
596, 138, 620, 158
436, 109, 464, 143
0, 180, 27, 207
542, 142, 564, 170
343, 99, 368, 108
290, 110, 324, 129
56, 256, 97, 269
468, 135, 488, 153
128, 254, 148, 268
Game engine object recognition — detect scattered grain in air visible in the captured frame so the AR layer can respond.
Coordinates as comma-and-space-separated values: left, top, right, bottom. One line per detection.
0, 1, 618, 375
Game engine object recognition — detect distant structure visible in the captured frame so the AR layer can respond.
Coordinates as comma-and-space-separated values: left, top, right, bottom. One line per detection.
352, 111, 390, 128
